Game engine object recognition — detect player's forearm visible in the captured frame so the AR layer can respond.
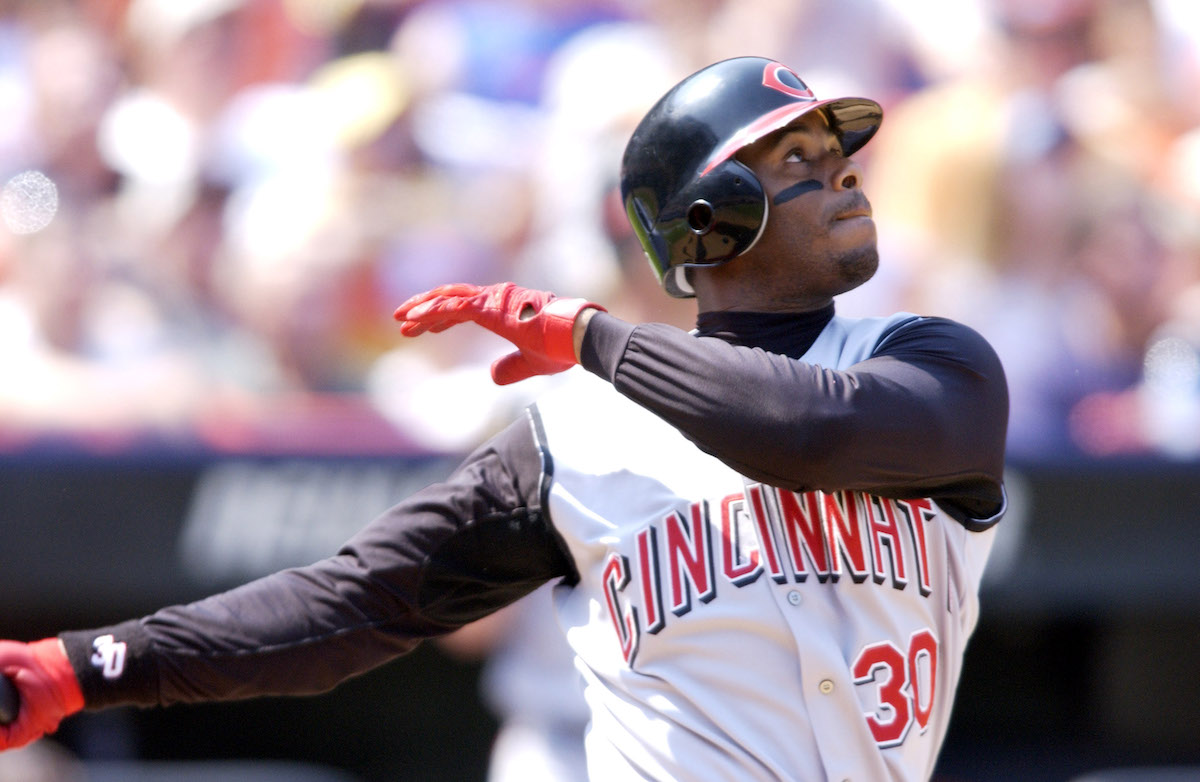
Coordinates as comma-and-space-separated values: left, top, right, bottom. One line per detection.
59, 420, 572, 710
59, 560, 432, 709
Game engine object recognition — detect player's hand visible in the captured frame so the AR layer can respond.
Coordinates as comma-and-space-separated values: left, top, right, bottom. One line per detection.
0, 639, 84, 751
394, 282, 605, 385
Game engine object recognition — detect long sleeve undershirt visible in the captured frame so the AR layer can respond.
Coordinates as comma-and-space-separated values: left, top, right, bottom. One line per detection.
61, 305, 1007, 709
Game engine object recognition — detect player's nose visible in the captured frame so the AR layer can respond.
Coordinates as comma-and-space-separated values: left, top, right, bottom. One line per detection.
831, 156, 864, 192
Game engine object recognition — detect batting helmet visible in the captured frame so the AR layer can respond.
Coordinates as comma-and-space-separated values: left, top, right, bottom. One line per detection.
620, 57, 883, 298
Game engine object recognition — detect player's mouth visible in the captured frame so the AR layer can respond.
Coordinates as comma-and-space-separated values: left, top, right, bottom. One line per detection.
829, 194, 873, 224
834, 205, 872, 221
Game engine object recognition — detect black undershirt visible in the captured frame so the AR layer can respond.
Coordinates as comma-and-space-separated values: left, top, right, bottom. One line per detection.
693, 305, 837, 358
61, 305, 1007, 710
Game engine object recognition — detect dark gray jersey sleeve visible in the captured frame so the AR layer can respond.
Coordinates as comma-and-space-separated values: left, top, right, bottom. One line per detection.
59, 416, 570, 710
580, 312, 1007, 522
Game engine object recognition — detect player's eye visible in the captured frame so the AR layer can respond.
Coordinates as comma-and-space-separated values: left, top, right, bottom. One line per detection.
786, 145, 843, 164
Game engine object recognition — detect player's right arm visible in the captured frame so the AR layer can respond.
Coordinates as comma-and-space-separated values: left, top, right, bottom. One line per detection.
0, 416, 571, 750
578, 311, 1008, 523
394, 282, 1005, 522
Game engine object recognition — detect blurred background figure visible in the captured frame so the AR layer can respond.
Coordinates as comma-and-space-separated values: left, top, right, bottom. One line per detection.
868, 0, 1200, 458
3, 0, 1196, 459
439, 583, 590, 782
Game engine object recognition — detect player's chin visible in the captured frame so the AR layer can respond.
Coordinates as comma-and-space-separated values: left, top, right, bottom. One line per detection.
834, 241, 880, 289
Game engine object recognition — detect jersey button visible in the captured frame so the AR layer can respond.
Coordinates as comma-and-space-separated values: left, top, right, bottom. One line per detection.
819, 679, 835, 695
786, 590, 802, 606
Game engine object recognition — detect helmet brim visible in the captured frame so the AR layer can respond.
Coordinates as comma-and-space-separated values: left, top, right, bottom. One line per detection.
701, 97, 883, 177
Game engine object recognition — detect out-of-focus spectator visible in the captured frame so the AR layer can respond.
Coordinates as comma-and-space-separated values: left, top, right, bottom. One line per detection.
439, 582, 591, 782
0, 0, 1197, 460
867, 0, 1200, 458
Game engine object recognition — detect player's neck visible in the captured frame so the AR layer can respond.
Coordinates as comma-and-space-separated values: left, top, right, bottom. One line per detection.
694, 305, 835, 358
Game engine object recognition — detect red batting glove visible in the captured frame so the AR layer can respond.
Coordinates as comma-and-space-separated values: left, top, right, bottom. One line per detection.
394, 282, 605, 385
0, 639, 84, 751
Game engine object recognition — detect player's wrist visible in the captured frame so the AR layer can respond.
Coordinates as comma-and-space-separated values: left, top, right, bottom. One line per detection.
28, 638, 84, 714
539, 298, 604, 364
570, 305, 602, 362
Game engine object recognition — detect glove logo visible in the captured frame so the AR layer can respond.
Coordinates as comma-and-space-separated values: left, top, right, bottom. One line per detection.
90, 634, 127, 680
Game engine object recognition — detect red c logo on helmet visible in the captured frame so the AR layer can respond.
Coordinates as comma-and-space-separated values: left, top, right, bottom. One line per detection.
762, 62, 814, 99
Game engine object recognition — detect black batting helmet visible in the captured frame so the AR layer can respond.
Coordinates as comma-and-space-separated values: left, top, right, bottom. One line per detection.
619, 56, 883, 298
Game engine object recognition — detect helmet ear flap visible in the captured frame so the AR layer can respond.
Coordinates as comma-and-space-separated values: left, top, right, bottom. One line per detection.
664, 157, 766, 265
626, 158, 767, 298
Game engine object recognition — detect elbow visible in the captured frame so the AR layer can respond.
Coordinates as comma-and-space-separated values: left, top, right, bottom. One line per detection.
713, 413, 850, 493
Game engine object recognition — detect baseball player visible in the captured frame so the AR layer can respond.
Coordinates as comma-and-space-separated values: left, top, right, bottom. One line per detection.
0, 57, 1007, 781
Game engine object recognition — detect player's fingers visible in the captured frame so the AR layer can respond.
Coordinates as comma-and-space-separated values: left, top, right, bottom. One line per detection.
393, 284, 479, 320
397, 312, 468, 337
393, 292, 435, 320
393, 296, 440, 321
401, 292, 489, 324
395, 306, 451, 335
396, 319, 430, 337
398, 318, 453, 337
0, 672, 54, 750
401, 283, 479, 308
402, 299, 445, 321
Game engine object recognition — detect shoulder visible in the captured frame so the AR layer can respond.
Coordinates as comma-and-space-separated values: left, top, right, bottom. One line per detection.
799, 312, 915, 367
875, 315, 1005, 375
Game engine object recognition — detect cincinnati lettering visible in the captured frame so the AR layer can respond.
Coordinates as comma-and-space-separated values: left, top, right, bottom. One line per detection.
603, 485, 937, 664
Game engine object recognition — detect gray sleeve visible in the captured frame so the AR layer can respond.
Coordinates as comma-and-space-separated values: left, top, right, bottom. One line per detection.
579, 313, 1007, 521
60, 416, 571, 710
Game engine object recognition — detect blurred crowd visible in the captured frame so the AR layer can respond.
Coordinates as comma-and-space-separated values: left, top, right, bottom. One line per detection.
0, 0, 1198, 461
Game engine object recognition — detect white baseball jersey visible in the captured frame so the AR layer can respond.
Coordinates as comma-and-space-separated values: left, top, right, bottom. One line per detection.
534, 314, 1003, 782
58, 309, 1005, 782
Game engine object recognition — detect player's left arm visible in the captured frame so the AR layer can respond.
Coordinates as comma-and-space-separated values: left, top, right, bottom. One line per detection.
53, 418, 570, 712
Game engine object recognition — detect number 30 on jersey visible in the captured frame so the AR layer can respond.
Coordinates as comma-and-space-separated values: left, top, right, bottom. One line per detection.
852, 629, 938, 747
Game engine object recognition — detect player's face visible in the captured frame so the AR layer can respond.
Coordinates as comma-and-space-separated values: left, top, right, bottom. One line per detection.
693, 110, 879, 312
